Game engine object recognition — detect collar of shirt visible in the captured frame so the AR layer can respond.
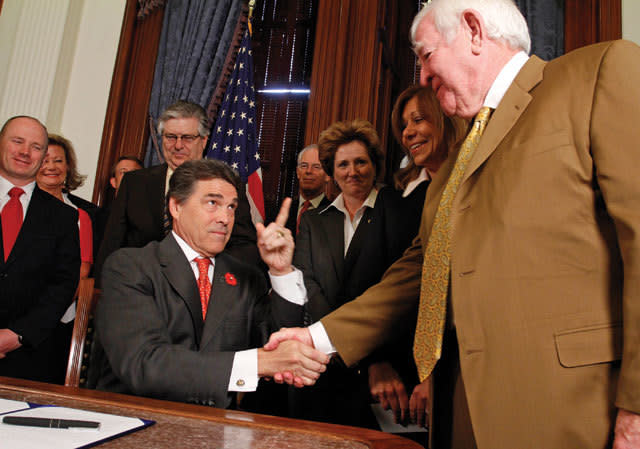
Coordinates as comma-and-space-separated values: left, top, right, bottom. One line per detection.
165, 166, 174, 195
0, 175, 36, 219
483, 51, 529, 109
298, 193, 325, 213
61, 192, 77, 210
172, 230, 215, 282
323, 188, 379, 256
403, 168, 431, 198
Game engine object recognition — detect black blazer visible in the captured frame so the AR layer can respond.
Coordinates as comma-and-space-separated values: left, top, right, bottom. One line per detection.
96, 163, 260, 283
94, 234, 301, 408
0, 186, 80, 382
294, 186, 419, 322
285, 194, 331, 237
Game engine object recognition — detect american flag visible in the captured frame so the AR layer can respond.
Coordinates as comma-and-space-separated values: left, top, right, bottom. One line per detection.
205, 29, 265, 222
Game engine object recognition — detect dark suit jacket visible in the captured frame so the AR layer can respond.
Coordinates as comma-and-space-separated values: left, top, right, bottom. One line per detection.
95, 163, 260, 284
285, 194, 331, 237
94, 234, 301, 408
295, 186, 418, 322
291, 186, 419, 426
0, 185, 80, 382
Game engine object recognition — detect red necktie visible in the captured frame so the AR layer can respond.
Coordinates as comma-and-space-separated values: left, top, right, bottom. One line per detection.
2, 187, 25, 261
296, 200, 311, 235
195, 257, 212, 319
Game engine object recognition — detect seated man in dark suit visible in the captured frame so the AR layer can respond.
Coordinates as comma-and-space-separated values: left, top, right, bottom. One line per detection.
94, 159, 328, 408
0, 116, 80, 383
96, 100, 259, 284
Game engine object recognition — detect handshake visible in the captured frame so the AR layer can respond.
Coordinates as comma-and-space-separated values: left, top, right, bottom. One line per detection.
257, 327, 325, 388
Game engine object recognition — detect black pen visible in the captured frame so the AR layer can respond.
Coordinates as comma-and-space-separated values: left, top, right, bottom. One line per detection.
2, 416, 101, 429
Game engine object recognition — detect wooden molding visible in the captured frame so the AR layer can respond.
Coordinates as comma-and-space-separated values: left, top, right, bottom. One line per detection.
565, 0, 622, 53
92, 0, 164, 205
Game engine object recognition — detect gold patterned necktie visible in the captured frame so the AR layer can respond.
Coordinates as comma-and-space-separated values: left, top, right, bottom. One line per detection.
413, 106, 492, 382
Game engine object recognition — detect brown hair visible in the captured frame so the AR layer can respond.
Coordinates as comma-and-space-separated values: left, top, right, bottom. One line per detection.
390, 85, 467, 190
168, 159, 241, 206
317, 119, 384, 180
48, 133, 86, 192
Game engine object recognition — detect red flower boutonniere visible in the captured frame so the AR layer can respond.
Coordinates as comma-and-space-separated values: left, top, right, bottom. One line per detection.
225, 272, 237, 286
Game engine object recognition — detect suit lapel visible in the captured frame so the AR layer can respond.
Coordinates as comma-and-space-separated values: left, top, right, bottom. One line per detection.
5, 187, 49, 267
461, 55, 546, 185
158, 234, 204, 343
344, 207, 373, 275
320, 208, 345, 289
200, 254, 237, 349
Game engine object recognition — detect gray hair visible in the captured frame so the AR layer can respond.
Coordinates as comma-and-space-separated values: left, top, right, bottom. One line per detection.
168, 159, 241, 205
411, 0, 531, 55
297, 144, 319, 164
157, 100, 210, 137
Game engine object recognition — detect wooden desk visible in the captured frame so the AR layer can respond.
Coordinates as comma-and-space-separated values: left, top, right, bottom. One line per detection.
0, 377, 422, 448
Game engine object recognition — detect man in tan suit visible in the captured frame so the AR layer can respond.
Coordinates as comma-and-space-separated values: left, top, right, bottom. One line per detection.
265, 1, 640, 448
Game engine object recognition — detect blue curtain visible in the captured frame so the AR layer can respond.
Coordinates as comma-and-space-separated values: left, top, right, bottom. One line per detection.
144, 0, 244, 166
515, 0, 565, 60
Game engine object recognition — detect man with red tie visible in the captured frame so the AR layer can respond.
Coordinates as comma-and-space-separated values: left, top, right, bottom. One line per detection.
285, 144, 330, 236
94, 159, 328, 408
0, 116, 80, 382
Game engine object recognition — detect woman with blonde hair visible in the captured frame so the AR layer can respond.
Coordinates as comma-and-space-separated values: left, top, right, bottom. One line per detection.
291, 119, 419, 429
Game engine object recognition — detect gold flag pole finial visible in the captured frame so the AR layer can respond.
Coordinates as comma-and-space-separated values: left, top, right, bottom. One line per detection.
248, 0, 256, 35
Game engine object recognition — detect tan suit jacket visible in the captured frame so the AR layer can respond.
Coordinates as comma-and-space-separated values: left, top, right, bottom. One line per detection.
322, 40, 640, 449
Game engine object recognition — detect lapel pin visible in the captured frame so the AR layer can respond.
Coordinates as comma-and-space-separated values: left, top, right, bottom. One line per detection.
225, 272, 237, 286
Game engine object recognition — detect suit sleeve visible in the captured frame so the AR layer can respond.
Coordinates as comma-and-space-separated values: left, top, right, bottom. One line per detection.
321, 234, 424, 367
94, 174, 132, 285
293, 213, 333, 322
10, 206, 80, 347
589, 40, 640, 413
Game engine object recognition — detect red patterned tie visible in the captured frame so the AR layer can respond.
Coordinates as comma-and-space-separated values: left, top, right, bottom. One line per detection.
2, 187, 25, 261
296, 200, 311, 235
195, 257, 212, 319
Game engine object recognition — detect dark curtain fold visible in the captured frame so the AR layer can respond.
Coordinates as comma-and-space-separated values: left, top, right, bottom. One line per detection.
144, 0, 244, 166
515, 0, 565, 60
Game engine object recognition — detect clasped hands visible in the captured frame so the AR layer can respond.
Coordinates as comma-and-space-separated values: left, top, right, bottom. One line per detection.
255, 199, 329, 386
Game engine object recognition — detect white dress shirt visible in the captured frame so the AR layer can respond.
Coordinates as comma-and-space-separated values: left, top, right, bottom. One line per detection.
0, 176, 36, 219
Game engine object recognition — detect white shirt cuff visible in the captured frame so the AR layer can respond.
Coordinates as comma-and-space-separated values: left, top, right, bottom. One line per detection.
228, 349, 259, 392
269, 267, 307, 305
309, 322, 337, 355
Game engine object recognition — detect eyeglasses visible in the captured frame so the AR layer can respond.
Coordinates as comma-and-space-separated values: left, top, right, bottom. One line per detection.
297, 163, 323, 171
162, 134, 201, 145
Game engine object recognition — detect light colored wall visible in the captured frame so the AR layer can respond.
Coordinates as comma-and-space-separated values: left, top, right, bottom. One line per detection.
622, 0, 640, 46
0, 0, 126, 201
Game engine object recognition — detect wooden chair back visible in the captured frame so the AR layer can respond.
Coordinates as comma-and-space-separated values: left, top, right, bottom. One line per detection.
65, 278, 100, 387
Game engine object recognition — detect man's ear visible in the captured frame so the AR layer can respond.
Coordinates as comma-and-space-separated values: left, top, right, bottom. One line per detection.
110, 177, 117, 189
168, 196, 180, 221
462, 9, 485, 55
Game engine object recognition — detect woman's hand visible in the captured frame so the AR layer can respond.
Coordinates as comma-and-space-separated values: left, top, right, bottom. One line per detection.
368, 361, 409, 424
409, 376, 432, 428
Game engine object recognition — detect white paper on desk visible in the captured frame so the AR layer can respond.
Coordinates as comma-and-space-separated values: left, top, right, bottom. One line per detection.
0, 398, 30, 414
370, 403, 428, 434
2, 405, 150, 449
